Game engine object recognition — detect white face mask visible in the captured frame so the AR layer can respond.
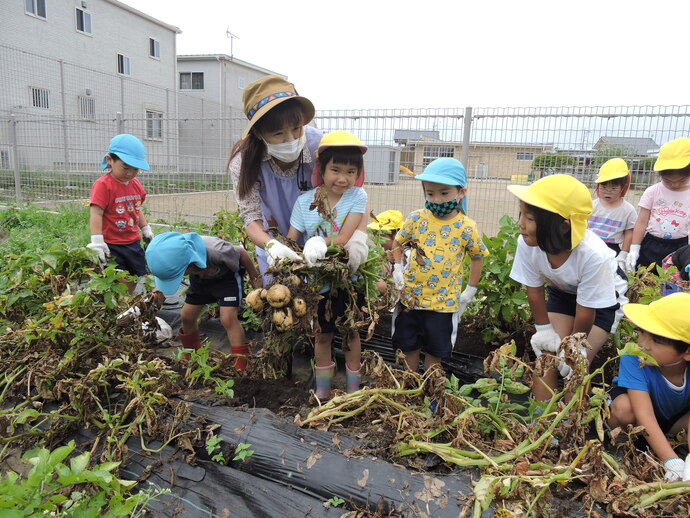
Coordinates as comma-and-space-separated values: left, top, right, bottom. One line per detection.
265, 134, 306, 163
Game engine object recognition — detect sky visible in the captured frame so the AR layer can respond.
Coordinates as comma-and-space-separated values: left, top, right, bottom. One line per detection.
120, 0, 690, 110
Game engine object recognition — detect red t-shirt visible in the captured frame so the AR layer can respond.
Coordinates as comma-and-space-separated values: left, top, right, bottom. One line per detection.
89, 173, 146, 245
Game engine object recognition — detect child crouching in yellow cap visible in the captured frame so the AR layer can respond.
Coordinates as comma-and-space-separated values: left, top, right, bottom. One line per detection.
508, 174, 629, 400
367, 210, 404, 295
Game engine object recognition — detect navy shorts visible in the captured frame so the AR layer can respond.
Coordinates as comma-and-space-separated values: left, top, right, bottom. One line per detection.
317, 289, 365, 334
638, 234, 688, 270
108, 240, 147, 277
546, 286, 619, 333
185, 270, 243, 307
608, 385, 690, 434
391, 308, 458, 359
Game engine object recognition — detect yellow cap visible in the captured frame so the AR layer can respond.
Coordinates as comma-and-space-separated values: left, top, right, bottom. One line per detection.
654, 138, 690, 171
316, 130, 368, 156
368, 210, 403, 231
596, 158, 630, 183
507, 174, 592, 249
623, 292, 690, 344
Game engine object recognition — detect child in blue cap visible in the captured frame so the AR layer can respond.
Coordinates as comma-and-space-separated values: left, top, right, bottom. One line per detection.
390, 157, 488, 372
145, 232, 262, 369
87, 134, 153, 291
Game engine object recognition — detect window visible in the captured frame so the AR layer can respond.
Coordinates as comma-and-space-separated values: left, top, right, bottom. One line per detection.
179, 72, 204, 90
146, 110, 163, 140
25, 0, 46, 18
117, 54, 131, 75
422, 145, 454, 167
0, 150, 10, 170
76, 8, 91, 34
149, 38, 160, 59
516, 152, 535, 161
237, 76, 245, 89
31, 87, 49, 109
78, 96, 95, 120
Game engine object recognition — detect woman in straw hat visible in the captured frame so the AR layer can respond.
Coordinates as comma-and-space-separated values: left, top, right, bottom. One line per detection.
228, 75, 369, 278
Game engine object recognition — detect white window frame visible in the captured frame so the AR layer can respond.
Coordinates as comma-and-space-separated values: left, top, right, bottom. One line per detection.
149, 38, 160, 59
75, 7, 92, 34
78, 95, 96, 120
422, 145, 455, 167
30, 87, 49, 109
25, 0, 46, 18
146, 110, 163, 141
179, 72, 204, 90
516, 151, 535, 161
117, 54, 131, 75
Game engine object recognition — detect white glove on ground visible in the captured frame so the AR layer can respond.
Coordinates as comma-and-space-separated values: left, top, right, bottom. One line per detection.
86, 234, 110, 264
392, 262, 405, 290
684, 453, 690, 482
663, 457, 685, 482
458, 285, 478, 317
625, 244, 640, 273
344, 229, 369, 274
557, 345, 588, 379
615, 250, 628, 272
303, 236, 328, 267
265, 239, 300, 266
530, 323, 561, 358
141, 224, 154, 244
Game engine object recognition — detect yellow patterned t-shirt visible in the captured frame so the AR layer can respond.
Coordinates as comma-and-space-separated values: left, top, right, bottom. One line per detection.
395, 209, 488, 312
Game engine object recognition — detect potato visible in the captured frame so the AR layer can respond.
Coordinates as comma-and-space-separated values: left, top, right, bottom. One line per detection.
260, 289, 268, 300
272, 307, 294, 331
292, 297, 307, 317
246, 289, 264, 312
287, 274, 302, 287
267, 284, 291, 308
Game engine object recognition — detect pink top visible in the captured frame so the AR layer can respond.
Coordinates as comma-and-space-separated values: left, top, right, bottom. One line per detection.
639, 182, 690, 239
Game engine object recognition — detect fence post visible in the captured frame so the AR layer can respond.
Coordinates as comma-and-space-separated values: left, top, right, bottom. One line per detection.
59, 59, 71, 187
116, 112, 123, 135
461, 106, 472, 173
9, 114, 22, 203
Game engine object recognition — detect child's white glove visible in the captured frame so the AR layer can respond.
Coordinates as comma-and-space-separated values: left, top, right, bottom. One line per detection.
615, 250, 628, 272
265, 239, 300, 266
344, 230, 369, 274
391, 262, 405, 290
663, 457, 685, 482
530, 323, 561, 358
141, 224, 154, 244
625, 244, 640, 273
557, 345, 588, 379
303, 236, 328, 267
458, 285, 478, 317
684, 453, 690, 481
86, 234, 110, 264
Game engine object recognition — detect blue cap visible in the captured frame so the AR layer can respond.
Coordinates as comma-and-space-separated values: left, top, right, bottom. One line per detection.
145, 232, 207, 295
101, 134, 150, 171
415, 158, 468, 215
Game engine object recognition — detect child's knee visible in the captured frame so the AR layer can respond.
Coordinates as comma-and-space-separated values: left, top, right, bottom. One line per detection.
609, 393, 634, 424
219, 308, 240, 330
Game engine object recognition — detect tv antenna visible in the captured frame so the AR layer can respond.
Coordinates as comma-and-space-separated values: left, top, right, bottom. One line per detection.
226, 29, 239, 59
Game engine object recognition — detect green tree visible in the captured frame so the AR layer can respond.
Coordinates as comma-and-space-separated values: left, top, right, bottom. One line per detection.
590, 144, 637, 169
530, 152, 576, 179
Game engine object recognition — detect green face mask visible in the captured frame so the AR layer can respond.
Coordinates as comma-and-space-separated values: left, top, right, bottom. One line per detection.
425, 199, 459, 217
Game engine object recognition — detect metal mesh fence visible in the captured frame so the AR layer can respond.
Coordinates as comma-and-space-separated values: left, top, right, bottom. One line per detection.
2, 44, 689, 236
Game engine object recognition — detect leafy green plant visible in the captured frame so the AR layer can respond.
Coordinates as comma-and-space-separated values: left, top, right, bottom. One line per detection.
232, 442, 254, 462
327, 496, 345, 507
205, 434, 225, 464
183, 344, 235, 397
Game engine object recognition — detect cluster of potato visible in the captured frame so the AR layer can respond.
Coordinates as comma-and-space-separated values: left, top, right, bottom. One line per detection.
245, 275, 310, 333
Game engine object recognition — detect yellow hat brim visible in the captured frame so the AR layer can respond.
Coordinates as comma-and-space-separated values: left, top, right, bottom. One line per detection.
623, 293, 690, 343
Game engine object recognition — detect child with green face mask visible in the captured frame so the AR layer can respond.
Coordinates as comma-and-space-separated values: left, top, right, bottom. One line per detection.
390, 158, 488, 373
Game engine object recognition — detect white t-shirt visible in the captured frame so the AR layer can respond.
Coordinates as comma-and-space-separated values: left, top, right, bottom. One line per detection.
639, 182, 690, 240
510, 230, 627, 309
588, 198, 638, 245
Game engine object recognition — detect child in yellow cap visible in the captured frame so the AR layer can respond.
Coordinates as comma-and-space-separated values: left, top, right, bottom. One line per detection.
367, 210, 404, 295
508, 174, 629, 400
626, 137, 690, 272
607, 293, 690, 482
587, 158, 638, 271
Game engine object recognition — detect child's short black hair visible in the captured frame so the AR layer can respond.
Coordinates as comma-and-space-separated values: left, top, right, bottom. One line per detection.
526, 202, 571, 255
317, 146, 363, 177
599, 176, 627, 189
651, 333, 690, 355
659, 164, 690, 177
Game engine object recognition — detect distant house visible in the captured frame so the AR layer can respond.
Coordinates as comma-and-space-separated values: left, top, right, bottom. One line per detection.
593, 137, 659, 156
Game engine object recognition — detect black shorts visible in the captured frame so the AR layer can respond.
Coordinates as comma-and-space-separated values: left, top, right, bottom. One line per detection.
107, 240, 147, 277
638, 234, 688, 270
391, 308, 458, 359
546, 286, 619, 333
317, 289, 365, 334
185, 270, 243, 307
608, 385, 690, 434
605, 242, 621, 254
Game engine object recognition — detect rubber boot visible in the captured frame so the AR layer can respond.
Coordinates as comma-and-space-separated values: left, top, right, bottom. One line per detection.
314, 362, 335, 399
346, 364, 361, 393
231, 344, 250, 371
178, 329, 201, 361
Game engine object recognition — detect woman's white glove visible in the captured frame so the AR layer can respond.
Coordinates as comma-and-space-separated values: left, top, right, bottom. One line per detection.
140, 224, 154, 244
458, 285, 478, 317
615, 250, 628, 272
530, 323, 561, 358
684, 453, 690, 481
86, 234, 110, 264
663, 457, 685, 482
265, 239, 300, 266
303, 236, 328, 266
392, 262, 405, 290
625, 244, 640, 273
557, 345, 588, 379
344, 230, 369, 274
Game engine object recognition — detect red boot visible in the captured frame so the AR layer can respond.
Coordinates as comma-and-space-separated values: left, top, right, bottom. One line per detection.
178, 329, 201, 361
230, 344, 250, 371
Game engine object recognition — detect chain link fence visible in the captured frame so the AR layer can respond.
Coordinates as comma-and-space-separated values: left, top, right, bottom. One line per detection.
2, 44, 689, 236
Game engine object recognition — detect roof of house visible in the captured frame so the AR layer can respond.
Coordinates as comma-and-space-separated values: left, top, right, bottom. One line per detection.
393, 130, 440, 143
593, 136, 659, 155
106, 0, 181, 33
177, 54, 282, 77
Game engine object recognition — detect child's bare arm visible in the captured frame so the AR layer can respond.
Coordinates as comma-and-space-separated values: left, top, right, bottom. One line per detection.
331, 212, 363, 246
138, 212, 148, 228
573, 304, 596, 335
628, 388, 678, 462
526, 285, 549, 325
621, 228, 633, 253
89, 205, 105, 234
286, 226, 301, 242
631, 207, 650, 245
467, 256, 483, 287
239, 248, 262, 289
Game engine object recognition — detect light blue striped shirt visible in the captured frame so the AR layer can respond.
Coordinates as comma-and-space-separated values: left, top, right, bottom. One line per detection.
290, 187, 367, 239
